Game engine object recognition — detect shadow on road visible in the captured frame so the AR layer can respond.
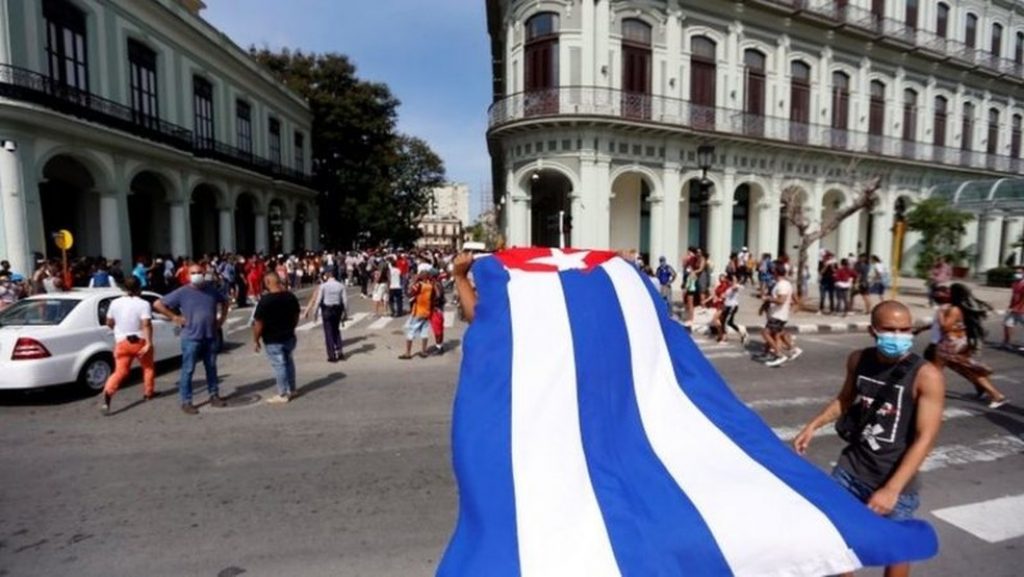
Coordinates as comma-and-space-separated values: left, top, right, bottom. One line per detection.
298, 372, 345, 397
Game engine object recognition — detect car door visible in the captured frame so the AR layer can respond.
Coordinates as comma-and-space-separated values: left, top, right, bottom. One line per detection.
141, 292, 179, 361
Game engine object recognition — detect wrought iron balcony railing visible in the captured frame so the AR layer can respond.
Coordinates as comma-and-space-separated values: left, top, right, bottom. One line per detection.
0, 64, 313, 187
488, 87, 1024, 175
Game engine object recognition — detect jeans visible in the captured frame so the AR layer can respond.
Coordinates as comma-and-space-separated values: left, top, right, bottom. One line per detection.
831, 466, 920, 521
819, 284, 835, 313
389, 288, 404, 316
321, 305, 343, 360
834, 288, 849, 314
179, 338, 219, 405
264, 336, 297, 396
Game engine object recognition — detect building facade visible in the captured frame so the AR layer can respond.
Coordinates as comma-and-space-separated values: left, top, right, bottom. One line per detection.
0, 0, 319, 276
486, 0, 1024, 276
429, 183, 472, 227
416, 216, 465, 251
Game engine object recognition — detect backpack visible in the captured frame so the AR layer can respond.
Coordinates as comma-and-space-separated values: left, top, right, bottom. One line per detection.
91, 271, 111, 287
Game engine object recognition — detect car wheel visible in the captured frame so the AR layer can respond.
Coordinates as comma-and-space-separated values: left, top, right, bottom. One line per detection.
78, 354, 113, 394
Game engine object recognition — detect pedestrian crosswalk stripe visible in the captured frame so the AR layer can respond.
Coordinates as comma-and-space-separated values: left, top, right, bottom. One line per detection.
368, 316, 392, 330
343, 312, 368, 328
770, 407, 978, 441
297, 319, 321, 332
920, 434, 1024, 472
747, 396, 833, 410
702, 351, 748, 360
932, 494, 1024, 543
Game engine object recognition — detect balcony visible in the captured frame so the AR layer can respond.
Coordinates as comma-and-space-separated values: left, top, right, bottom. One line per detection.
0, 64, 313, 188
488, 87, 1023, 175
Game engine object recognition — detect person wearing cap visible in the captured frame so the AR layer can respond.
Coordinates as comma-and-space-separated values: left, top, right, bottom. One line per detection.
399, 263, 436, 359
304, 268, 347, 362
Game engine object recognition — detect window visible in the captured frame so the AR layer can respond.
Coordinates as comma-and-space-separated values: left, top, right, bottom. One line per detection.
992, 23, 1003, 58
268, 117, 281, 166
933, 96, 948, 148
1012, 114, 1022, 159
743, 49, 766, 136
987, 108, 999, 155
936, 3, 949, 39
901, 89, 917, 158
127, 39, 158, 128
621, 19, 652, 119
193, 76, 214, 149
790, 61, 811, 143
965, 14, 978, 48
294, 131, 304, 170
904, 0, 917, 29
831, 71, 850, 149
690, 36, 717, 130
43, 0, 88, 91
236, 99, 252, 155
962, 102, 975, 151
1017, 32, 1024, 65
868, 81, 885, 152
524, 12, 559, 115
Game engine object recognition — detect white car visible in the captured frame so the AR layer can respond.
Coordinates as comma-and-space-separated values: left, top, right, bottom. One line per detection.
0, 289, 182, 392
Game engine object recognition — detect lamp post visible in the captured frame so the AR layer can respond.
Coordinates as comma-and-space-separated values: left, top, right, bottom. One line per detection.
696, 144, 715, 205
890, 197, 908, 299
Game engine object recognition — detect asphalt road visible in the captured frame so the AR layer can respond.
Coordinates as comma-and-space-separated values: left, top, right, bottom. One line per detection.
0, 290, 1021, 577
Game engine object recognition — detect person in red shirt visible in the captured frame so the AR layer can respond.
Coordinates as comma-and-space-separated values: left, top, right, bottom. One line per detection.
833, 258, 857, 317
702, 274, 731, 343
176, 259, 192, 287
1002, 266, 1024, 350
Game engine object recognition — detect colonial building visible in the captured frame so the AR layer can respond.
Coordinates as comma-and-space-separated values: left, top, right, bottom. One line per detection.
0, 0, 319, 276
430, 183, 472, 227
416, 216, 465, 251
485, 0, 1024, 275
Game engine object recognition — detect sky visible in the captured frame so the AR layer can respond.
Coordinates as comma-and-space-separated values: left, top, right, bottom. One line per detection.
201, 0, 493, 219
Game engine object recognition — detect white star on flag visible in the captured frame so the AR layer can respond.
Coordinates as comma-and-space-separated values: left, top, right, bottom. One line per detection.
527, 249, 591, 271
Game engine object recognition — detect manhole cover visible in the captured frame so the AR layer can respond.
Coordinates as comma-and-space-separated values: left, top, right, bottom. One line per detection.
201, 393, 262, 413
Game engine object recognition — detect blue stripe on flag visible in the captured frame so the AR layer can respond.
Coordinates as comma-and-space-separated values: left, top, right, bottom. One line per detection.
561, 267, 732, 576
437, 257, 520, 577
634, 269, 938, 567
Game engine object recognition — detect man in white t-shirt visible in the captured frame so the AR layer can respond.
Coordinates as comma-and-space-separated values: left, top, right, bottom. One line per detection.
100, 276, 156, 414
761, 262, 803, 367
388, 257, 404, 317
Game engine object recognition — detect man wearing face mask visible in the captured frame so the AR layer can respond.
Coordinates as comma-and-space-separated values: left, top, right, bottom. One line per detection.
793, 301, 945, 577
154, 264, 230, 415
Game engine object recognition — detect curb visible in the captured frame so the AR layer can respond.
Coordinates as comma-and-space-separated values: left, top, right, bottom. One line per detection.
688, 309, 1008, 336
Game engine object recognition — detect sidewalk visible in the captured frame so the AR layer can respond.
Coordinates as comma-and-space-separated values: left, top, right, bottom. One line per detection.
675, 276, 1014, 335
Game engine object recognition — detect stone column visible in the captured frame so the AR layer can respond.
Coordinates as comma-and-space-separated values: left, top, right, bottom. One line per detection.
978, 211, 1005, 272
0, 142, 32, 276
169, 201, 188, 258
1002, 216, 1023, 266
303, 220, 314, 250
578, 156, 598, 249
959, 216, 980, 273
869, 206, 893, 266
648, 193, 664, 263
755, 199, 776, 259
710, 169, 736, 266
594, 159, 611, 249
218, 208, 234, 253
282, 216, 295, 254
254, 211, 269, 254
661, 162, 681, 270
99, 192, 124, 262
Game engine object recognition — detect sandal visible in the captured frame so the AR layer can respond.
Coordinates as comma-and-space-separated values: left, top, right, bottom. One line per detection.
398, 354, 413, 360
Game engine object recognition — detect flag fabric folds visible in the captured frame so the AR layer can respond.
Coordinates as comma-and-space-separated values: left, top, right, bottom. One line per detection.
438, 248, 938, 577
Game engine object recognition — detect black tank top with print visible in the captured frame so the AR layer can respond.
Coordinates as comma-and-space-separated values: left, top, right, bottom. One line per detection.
836, 349, 925, 493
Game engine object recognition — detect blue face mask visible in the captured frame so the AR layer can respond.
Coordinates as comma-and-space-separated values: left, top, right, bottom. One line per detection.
875, 332, 914, 358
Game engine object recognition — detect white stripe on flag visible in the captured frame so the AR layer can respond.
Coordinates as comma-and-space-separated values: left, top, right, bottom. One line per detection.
507, 270, 620, 577
603, 259, 859, 576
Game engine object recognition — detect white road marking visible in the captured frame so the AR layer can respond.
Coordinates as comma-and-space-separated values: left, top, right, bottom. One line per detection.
296, 319, 322, 332
747, 396, 833, 410
770, 407, 978, 441
343, 312, 368, 328
368, 316, 392, 330
920, 435, 1024, 472
932, 494, 1024, 543
444, 311, 455, 328
800, 335, 860, 348
703, 351, 749, 360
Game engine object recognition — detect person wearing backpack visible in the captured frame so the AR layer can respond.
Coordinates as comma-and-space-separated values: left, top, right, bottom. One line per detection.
89, 261, 113, 288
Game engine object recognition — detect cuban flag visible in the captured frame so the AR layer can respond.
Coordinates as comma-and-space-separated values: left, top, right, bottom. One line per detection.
437, 248, 937, 577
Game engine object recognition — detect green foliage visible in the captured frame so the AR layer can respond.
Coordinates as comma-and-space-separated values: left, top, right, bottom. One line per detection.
985, 267, 1018, 288
251, 48, 445, 248
905, 198, 975, 279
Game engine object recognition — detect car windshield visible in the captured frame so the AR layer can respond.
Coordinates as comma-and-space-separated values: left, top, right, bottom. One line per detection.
0, 299, 81, 326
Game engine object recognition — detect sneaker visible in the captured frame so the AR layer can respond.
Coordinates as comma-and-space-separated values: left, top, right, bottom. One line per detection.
788, 348, 804, 361
99, 394, 111, 415
181, 404, 199, 415
765, 356, 789, 368
740, 332, 748, 346
266, 394, 290, 405
208, 395, 228, 408
988, 398, 1009, 409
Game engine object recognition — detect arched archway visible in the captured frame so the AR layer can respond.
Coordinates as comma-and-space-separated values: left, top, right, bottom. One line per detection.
40, 155, 101, 258
735, 180, 768, 257
268, 199, 286, 255
529, 171, 573, 248
128, 171, 172, 259
190, 184, 221, 258
610, 172, 653, 259
681, 178, 715, 252
235, 192, 258, 254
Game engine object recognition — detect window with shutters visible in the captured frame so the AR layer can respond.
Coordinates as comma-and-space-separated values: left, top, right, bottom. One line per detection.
868, 80, 885, 153
743, 49, 766, 136
524, 12, 559, 116
986, 109, 999, 155
1016, 32, 1024, 65
690, 36, 717, 130
236, 100, 252, 155
933, 96, 948, 154
901, 89, 917, 158
936, 3, 949, 39
904, 0, 918, 29
789, 61, 811, 144
831, 71, 850, 149
962, 102, 975, 152
193, 76, 214, 149
43, 0, 88, 91
991, 23, 1003, 58
965, 14, 978, 48
621, 19, 652, 120
127, 39, 158, 128
269, 117, 281, 166
294, 131, 305, 171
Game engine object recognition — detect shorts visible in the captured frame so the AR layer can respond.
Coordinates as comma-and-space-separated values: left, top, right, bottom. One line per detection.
868, 282, 886, 296
766, 318, 787, 334
404, 316, 432, 341
831, 466, 919, 521
372, 283, 388, 303
1004, 312, 1024, 328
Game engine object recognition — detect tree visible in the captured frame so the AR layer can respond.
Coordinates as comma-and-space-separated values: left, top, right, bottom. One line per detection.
781, 176, 881, 300
905, 198, 975, 278
251, 48, 446, 248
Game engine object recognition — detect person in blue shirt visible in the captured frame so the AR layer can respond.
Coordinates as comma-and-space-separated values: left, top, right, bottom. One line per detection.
132, 259, 149, 288
655, 256, 677, 308
154, 263, 230, 415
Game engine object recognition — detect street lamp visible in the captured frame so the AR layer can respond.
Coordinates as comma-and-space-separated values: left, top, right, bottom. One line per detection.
696, 143, 715, 204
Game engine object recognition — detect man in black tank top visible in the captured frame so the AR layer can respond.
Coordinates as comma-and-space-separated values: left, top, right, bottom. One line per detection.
793, 301, 945, 577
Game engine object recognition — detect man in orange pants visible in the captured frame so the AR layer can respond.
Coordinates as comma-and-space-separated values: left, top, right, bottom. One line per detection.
100, 276, 156, 414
